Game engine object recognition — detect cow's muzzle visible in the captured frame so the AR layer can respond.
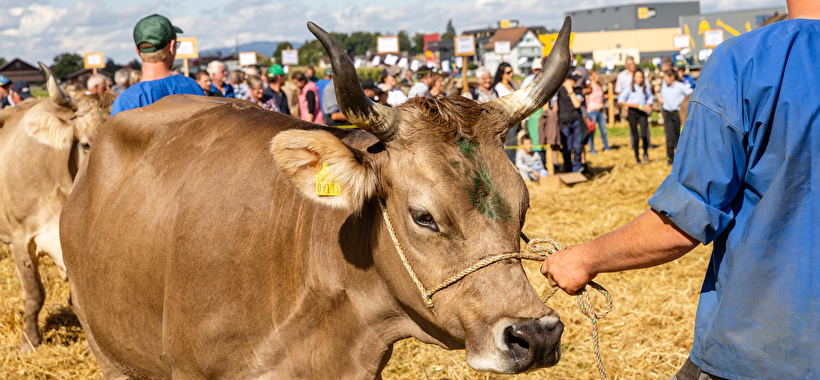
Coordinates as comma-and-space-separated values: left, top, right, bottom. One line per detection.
467, 315, 563, 374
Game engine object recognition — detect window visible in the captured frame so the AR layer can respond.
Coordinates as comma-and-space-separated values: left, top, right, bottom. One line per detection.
615, 7, 619, 11
602, 9, 606, 13
588, 10, 592, 14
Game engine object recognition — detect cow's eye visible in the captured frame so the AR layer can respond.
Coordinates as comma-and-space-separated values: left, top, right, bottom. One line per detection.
80, 142, 91, 150
411, 209, 439, 233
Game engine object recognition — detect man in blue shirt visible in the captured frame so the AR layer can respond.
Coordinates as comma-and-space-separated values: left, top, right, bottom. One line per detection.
542, 2, 820, 378
658, 70, 693, 165
111, 14, 203, 117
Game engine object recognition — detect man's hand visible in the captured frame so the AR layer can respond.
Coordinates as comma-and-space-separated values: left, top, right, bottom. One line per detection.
540, 245, 596, 296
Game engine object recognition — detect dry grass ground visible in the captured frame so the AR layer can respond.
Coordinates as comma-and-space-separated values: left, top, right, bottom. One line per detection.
0, 125, 709, 379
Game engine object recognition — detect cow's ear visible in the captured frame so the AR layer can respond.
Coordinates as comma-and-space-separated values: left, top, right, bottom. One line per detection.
23, 111, 76, 150
271, 129, 378, 212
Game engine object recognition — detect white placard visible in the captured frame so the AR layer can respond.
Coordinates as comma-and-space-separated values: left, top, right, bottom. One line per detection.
494, 41, 511, 55
426, 62, 435, 68
572, 59, 577, 67
454, 35, 476, 56
585, 60, 594, 70
455, 56, 463, 68
673, 35, 691, 48
410, 60, 420, 71
87, 54, 102, 66
680, 48, 691, 56
377, 36, 399, 54
442, 60, 450, 72
283, 65, 289, 74
372, 56, 381, 66
398, 57, 408, 68
178, 40, 195, 55
384, 54, 398, 66
281, 50, 299, 65
517, 56, 527, 65
354, 58, 362, 68
239, 51, 257, 66
651, 57, 662, 67
698, 49, 713, 61
703, 30, 724, 47
606, 60, 615, 70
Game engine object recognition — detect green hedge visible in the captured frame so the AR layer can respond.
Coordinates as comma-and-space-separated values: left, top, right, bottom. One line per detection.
356, 68, 382, 81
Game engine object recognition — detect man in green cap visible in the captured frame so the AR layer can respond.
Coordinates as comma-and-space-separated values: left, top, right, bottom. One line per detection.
111, 14, 203, 116
263, 64, 289, 115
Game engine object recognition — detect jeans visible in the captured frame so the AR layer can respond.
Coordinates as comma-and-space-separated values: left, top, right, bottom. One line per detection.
587, 110, 610, 153
560, 119, 583, 173
663, 110, 681, 164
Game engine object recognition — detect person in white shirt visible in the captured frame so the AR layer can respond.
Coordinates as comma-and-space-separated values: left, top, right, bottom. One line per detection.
658, 69, 694, 165
614, 56, 637, 122
379, 67, 407, 106
493, 62, 516, 97
521, 58, 542, 88
407, 69, 433, 98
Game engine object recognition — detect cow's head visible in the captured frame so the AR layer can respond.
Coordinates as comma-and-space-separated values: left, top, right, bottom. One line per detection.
272, 19, 571, 374
23, 62, 115, 162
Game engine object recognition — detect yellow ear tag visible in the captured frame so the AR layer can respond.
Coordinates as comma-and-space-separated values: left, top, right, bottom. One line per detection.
315, 162, 342, 196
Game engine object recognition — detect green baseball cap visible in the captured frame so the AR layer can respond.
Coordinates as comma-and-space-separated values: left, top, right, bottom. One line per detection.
267, 64, 285, 77
134, 14, 183, 53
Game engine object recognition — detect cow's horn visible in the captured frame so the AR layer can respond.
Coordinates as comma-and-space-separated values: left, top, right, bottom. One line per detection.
38, 61, 78, 112
488, 17, 572, 133
307, 22, 399, 142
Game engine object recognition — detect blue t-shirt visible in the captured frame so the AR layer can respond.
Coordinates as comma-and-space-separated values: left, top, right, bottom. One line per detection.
210, 82, 234, 98
315, 79, 330, 110
648, 19, 820, 379
111, 74, 203, 116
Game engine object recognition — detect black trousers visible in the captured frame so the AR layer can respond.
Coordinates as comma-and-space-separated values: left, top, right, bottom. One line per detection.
627, 108, 650, 159
663, 110, 681, 164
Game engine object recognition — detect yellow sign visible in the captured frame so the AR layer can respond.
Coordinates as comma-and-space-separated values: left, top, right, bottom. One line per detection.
538, 33, 575, 57
315, 162, 341, 196
500, 20, 510, 29
637, 7, 656, 20
175, 37, 199, 59
83, 53, 105, 69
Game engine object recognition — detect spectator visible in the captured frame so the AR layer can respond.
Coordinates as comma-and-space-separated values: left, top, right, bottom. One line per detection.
586, 70, 611, 154
618, 69, 653, 164
316, 68, 332, 110
557, 70, 584, 173
195, 70, 221, 97
86, 74, 109, 95
305, 66, 318, 82
614, 56, 636, 95
128, 69, 142, 87
111, 69, 130, 96
230, 70, 249, 100
521, 58, 542, 88
543, 3, 819, 378
428, 72, 446, 99
658, 69, 693, 165
515, 134, 549, 182
5, 80, 33, 107
463, 67, 498, 103
492, 62, 516, 97
207, 61, 234, 98
264, 65, 290, 115
407, 68, 433, 98
539, 96, 561, 172
379, 67, 407, 107
291, 71, 322, 123
400, 69, 414, 88
111, 14, 202, 116
0, 75, 11, 108
361, 79, 387, 106
321, 80, 350, 127
246, 75, 280, 112
282, 72, 300, 118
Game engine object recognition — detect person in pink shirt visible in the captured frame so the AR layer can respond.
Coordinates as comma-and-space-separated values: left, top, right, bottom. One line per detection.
585, 70, 610, 153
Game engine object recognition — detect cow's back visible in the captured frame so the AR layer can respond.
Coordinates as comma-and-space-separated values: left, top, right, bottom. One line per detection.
61, 95, 350, 377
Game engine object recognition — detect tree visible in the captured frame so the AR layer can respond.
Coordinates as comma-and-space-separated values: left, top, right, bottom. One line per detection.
102, 58, 120, 75
411, 33, 425, 55
52, 52, 83, 80
297, 39, 326, 66
397, 30, 412, 54
442, 19, 456, 40
272, 42, 293, 64
0, 57, 6, 67
128, 59, 141, 70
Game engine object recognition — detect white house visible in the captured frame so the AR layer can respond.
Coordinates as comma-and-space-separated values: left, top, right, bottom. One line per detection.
481, 28, 544, 77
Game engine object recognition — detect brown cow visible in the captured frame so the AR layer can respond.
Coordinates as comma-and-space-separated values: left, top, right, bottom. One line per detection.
0, 63, 114, 352
60, 19, 572, 379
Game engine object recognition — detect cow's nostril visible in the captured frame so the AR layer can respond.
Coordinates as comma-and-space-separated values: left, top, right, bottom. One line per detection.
504, 326, 531, 363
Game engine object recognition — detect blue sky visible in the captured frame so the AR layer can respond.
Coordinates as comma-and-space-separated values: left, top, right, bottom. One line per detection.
0, 0, 787, 64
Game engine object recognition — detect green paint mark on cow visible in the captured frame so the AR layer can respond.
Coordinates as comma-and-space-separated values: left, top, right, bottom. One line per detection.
453, 136, 512, 221
457, 136, 478, 159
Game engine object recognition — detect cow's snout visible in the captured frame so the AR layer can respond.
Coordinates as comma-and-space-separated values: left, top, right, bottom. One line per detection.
501, 317, 563, 371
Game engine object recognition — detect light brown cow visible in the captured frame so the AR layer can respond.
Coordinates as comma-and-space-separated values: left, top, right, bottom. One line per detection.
0, 63, 115, 352
60, 19, 572, 379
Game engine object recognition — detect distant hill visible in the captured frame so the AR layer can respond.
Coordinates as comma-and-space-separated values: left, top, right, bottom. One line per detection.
199, 41, 304, 58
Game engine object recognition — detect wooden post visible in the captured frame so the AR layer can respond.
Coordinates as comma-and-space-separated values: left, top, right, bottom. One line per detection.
462, 59, 469, 95
546, 145, 554, 175
183, 58, 189, 77
92, 68, 97, 75
607, 82, 615, 128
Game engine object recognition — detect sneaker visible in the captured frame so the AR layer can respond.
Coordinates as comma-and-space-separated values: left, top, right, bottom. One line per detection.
643, 153, 649, 163
590, 151, 597, 155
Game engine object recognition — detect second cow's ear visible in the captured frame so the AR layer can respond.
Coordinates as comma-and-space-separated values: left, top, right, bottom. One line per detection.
23, 111, 76, 150
271, 129, 379, 213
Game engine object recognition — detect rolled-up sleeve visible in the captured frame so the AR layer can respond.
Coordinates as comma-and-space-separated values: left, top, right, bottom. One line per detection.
648, 102, 747, 244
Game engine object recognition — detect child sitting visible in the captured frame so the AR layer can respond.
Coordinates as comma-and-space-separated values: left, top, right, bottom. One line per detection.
515, 134, 549, 181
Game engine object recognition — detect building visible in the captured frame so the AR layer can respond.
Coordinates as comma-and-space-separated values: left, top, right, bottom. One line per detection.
566, 1, 700, 64
679, 6, 788, 55
0, 58, 44, 83
481, 27, 546, 76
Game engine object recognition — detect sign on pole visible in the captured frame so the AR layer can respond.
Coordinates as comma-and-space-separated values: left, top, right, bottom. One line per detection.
703, 30, 724, 48
377, 36, 400, 54
84, 52, 104, 74
454, 35, 476, 56
281, 49, 299, 65
239, 51, 257, 66
673, 35, 691, 49
176, 37, 199, 59
494, 41, 511, 55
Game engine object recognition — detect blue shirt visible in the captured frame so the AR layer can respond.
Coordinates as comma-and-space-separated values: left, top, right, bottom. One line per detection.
210, 82, 235, 98
617, 83, 652, 106
660, 81, 693, 112
648, 19, 820, 379
111, 74, 203, 116
315, 79, 330, 111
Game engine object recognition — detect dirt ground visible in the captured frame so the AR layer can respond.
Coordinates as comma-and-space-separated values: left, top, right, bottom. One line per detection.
0, 126, 709, 379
